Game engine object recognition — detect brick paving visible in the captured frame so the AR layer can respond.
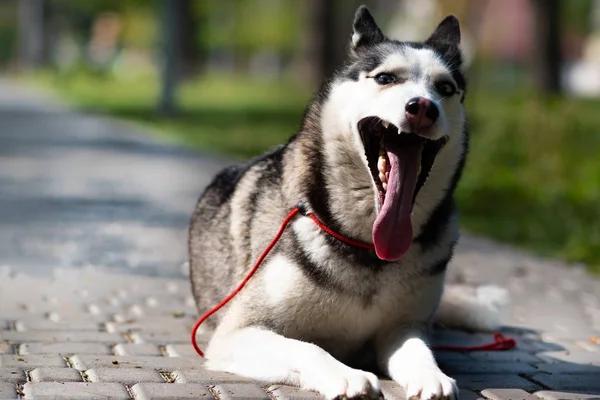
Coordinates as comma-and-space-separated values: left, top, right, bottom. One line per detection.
0, 81, 599, 399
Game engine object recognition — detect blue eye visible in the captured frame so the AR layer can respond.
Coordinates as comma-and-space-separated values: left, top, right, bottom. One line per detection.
374, 73, 396, 85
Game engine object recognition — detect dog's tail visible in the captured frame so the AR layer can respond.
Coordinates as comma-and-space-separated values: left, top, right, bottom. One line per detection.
433, 284, 510, 332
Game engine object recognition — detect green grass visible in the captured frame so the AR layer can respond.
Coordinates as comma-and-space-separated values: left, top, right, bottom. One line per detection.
29, 72, 600, 273
460, 92, 600, 271
29, 71, 309, 159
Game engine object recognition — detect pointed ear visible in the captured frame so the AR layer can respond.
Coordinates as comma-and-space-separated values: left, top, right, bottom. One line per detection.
426, 15, 461, 48
351, 6, 385, 51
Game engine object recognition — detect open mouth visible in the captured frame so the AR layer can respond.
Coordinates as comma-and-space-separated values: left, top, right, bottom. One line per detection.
358, 117, 448, 261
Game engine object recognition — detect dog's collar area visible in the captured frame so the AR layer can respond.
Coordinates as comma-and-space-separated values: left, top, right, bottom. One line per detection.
296, 200, 375, 250
296, 200, 310, 216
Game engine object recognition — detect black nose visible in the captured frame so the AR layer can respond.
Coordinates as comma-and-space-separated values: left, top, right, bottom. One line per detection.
405, 98, 421, 115
404, 97, 440, 130
405, 97, 439, 121
405, 97, 439, 128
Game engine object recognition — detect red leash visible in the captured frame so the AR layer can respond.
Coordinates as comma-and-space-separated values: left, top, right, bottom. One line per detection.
433, 333, 516, 351
190, 202, 515, 357
190, 206, 301, 357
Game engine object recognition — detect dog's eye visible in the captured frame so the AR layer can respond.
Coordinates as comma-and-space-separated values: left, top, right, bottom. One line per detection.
435, 81, 456, 96
374, 73, 396, 85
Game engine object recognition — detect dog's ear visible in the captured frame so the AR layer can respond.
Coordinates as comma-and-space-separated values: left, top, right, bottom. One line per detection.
426, 15, 461, 48
351, 6, 385, 52
425, 16, 463, 69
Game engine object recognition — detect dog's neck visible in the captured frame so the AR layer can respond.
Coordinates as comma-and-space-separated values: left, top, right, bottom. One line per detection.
321, 126, 379, 243
282, 119, 378, 244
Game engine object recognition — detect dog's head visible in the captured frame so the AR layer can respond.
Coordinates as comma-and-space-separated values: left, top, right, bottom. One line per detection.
320, 6, 467, 262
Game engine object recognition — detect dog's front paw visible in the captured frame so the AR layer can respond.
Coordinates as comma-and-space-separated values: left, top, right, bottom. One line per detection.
304, 366, 381, 399
395, 366, 457, 400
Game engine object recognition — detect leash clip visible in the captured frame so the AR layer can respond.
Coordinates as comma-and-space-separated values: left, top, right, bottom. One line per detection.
297, 200, 309, 216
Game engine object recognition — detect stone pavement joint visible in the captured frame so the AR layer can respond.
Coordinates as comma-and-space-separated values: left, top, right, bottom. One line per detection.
267, 385, 324, 400
171, 369, 253, 384
0, 81, 599, 399
213, 383, 272, 400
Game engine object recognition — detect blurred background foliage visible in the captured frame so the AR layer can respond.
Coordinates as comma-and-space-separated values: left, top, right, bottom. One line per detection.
2, 0, 600, 272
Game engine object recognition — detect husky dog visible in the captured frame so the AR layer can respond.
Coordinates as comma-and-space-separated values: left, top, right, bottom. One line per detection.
189, 6, 508, 400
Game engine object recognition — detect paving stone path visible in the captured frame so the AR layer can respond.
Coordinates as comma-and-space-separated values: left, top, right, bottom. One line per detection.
0, 80, 598, 399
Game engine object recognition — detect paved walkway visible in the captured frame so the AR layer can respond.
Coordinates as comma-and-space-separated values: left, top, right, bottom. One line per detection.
0, 81, 598, 399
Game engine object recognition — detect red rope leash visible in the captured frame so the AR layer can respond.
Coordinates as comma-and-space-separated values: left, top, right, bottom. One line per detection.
433, 333, 516, 351
191, 203, 515, 357
190, 207, 300, 357
306, 214, 374, 250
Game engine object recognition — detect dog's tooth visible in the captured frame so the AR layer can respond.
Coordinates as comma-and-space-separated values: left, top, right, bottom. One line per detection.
381, 120, 390, 129
382, 182, 387, 191
377, 156, 386, 173
379, 171, 386, 183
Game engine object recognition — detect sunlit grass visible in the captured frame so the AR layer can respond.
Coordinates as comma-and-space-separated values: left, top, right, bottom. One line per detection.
29, 70, 310, 159
30, 71, 600, 272
461, 91, 600, 271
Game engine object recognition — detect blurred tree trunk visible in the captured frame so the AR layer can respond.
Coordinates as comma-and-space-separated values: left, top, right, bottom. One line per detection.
305, 0, 336, 84
175, 0, 200, 79
18, 0, 45, 69
303, 0, 361, 86
158, 0, 178, 116
530, 0, 562, 94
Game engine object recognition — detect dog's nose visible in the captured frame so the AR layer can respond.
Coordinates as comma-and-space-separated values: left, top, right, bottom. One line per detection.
405, 97, 439, 131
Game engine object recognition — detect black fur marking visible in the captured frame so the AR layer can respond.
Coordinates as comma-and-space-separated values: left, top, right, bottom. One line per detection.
425, 17, 465, 95
289, 233, 344, 292
426, 244, 456, 276
201, 165, 245, 208
352, 6, 385, 50
342, 54, 384, 81
324, 234, 387, 270
289, 225, 381, 304
426, 16, 461, 48
253, 148, 285, 193
414, 128, 468, 254
200, 145, 286, 211
414, 194, 455, 253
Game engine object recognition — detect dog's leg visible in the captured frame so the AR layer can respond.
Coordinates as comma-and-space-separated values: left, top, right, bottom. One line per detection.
206, 327, 381, 399
376, 326, 457, 400
434, 284, 510, 331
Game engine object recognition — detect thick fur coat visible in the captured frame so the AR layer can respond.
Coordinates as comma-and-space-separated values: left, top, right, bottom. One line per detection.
189, 6, 508, 400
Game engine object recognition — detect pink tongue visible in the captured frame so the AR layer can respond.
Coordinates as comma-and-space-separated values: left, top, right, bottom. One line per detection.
372, 143, 421, 261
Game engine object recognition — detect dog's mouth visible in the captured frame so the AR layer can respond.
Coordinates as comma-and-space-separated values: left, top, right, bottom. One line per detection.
358, 117, 448, 261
